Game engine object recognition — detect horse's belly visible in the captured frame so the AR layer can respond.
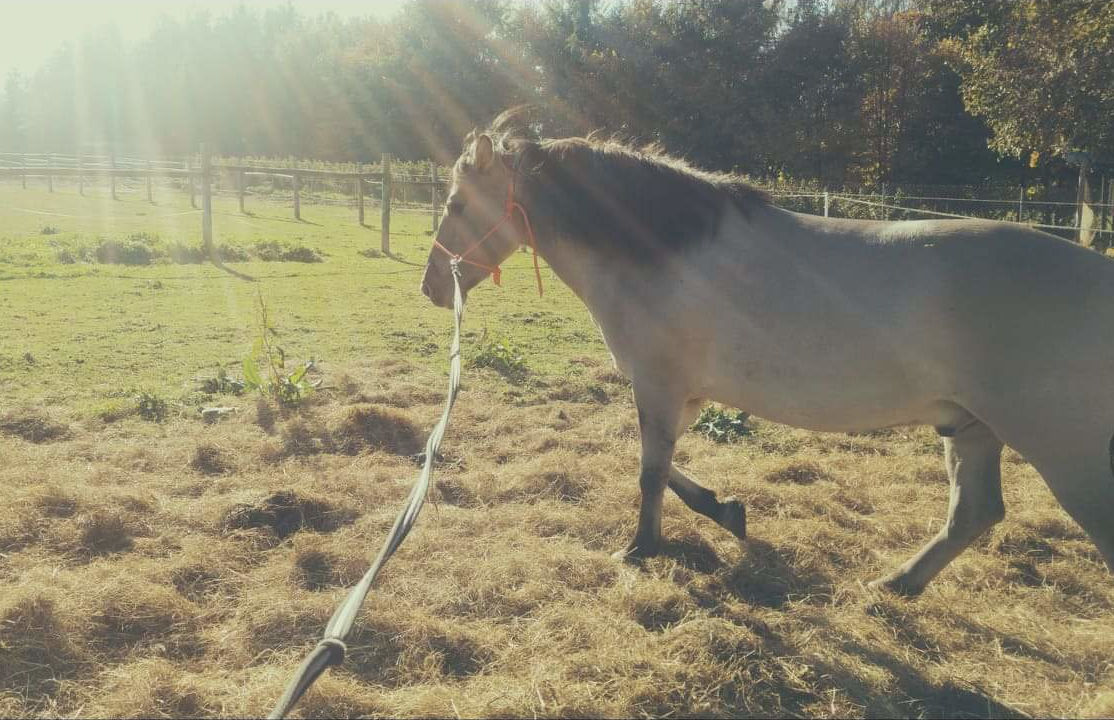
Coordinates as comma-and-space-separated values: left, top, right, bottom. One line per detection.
700, 352, 954, 433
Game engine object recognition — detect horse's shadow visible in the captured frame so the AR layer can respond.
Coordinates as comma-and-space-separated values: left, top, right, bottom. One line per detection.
648, 536, 1027, 718
726, 537, 834, 608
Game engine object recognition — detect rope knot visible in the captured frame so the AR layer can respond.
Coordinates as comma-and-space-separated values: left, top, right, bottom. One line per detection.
317, 638, 347, 666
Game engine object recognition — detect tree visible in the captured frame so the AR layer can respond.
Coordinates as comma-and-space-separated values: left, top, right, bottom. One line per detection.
0, 71, 28, 151
928, 0, 1114, 166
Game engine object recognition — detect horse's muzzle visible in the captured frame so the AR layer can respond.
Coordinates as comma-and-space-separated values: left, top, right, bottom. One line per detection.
420, 275, 454, 309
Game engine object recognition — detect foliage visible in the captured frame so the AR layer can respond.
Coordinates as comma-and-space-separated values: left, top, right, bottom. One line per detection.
470, 333, 528, 381
136, 391, 168, 422
94, 236, 158, 265
242, 293, 318, 406
199, 368, 245, 396
2, 0, 1084, 188
925, 0, 1114, 165
39, 225, 59, 235
691, 405, 752, 443
251, 240, 323, 263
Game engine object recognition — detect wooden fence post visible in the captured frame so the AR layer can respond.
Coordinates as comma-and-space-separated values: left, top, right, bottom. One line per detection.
356, 171, 364, 225
1018, 186, 1025, 223
146, 161, 154, 203
110, 154, 117, 200
431, 160, 439, 233
188, 158, 196, 209
381, 153, 392, 252
293, 171, 301, 220
201, 143, 214, 260
1099, 176, 1108, 233
823, 190, 830, 218
238, 169, 246, 213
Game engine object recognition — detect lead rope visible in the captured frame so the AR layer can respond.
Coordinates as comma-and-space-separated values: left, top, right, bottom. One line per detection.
268, 261, 466, 719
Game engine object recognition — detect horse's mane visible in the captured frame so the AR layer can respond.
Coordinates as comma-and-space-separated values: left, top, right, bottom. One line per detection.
480, 107, 769, 260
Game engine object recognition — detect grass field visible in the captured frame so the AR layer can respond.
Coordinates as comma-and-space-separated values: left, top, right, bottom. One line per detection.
2, 183, 1113, 719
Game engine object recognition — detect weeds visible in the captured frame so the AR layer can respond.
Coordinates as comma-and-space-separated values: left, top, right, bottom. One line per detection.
242, 293, 318, 406
471, 333, 528, 381
252, 240, 322, 263
136, 392, 168, 422
199, 368, 245, 396
691, 405, 752, 443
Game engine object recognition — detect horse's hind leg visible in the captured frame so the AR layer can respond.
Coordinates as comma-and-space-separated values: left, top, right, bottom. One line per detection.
869, 418, 1004, 595
1024, 435, 1114, 573
668, 467, 747, 541
666, 398, 746, 540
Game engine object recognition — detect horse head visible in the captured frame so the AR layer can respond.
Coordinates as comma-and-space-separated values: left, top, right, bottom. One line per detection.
421, 130, 526, 308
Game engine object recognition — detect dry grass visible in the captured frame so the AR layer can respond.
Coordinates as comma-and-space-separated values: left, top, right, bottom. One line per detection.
1, 363, 1113, 718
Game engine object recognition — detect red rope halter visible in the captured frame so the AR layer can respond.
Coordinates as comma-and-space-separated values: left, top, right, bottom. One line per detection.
432, 159, 543, 297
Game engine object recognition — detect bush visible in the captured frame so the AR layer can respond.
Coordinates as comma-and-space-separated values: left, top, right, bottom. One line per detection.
137, 392, 168, 422
252, 240, 322, 263
95, 239, 158, 265
56, 247, 92, 264
166, 242, 206, 264
40, 225, 60, 235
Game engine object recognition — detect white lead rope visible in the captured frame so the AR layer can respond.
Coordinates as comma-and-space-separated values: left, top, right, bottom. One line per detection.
268, 262, 465, 719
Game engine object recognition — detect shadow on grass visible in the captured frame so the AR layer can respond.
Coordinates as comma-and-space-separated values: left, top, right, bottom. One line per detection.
831, 639, 1029, 719
724, 538, 835, 608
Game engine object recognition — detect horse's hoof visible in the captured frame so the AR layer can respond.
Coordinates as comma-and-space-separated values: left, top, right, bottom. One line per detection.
611, 541, 659, 563
867, 573, 925, 597
718, 497, 747, 540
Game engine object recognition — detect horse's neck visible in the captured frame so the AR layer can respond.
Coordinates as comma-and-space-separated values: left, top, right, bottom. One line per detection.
535, 234, 606, 308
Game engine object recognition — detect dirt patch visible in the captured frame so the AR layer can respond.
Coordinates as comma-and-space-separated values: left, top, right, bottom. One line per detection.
190, 443, 233, 475
77, 511, 136, 555
505, 469, 591, 503
330, 404, 422, 455
436, 477, 481, 508
270, 404, 422, 459
222, 490, 358, 540
0, 591, 85, 698
290, 546, 360, 591
170, 564, 227, 603
89, 580, 202, 659
34, 487, 79, 517
0, 408, 70, 443
763, 461, 835, 485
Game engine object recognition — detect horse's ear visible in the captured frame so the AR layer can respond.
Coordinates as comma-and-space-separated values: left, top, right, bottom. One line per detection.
474, 134, 494, 172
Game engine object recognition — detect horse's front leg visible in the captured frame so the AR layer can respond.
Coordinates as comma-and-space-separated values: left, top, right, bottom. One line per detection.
613, 381, 686, 560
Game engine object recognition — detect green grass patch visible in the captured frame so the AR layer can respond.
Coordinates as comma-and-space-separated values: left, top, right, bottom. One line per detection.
0, 184, 606, 413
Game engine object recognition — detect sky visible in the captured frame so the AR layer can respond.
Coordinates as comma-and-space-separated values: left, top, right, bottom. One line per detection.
0, 0, 410, 81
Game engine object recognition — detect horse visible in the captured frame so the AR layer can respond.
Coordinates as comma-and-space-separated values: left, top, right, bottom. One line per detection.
420, 112, 1114, 595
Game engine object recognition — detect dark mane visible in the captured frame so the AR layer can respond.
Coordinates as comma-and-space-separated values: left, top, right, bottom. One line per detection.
486, 109, 769, 261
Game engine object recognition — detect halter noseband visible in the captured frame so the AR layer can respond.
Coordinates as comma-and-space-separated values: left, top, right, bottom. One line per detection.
432, 153, 543, 297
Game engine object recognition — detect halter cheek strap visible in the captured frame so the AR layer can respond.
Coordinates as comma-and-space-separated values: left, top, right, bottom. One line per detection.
432, 160, 543, 297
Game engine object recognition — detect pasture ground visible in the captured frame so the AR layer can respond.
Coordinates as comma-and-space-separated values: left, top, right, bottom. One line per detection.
1, 185, 1113, 718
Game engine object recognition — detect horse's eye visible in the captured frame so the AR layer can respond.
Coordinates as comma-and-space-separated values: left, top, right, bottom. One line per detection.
447, 200, 465, 216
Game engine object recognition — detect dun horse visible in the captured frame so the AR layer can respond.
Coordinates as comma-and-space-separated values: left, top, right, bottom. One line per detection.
421, 112, 1114, 595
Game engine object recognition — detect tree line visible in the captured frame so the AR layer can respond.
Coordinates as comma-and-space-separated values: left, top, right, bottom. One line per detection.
0, 0, 1110, 190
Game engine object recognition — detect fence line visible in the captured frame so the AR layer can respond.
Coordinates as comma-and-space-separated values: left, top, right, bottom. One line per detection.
766, 190, 1113, 238
3, 147, 1111, 249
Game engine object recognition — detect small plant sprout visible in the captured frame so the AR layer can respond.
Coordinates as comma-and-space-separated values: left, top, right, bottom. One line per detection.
242, 292, 319, 406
